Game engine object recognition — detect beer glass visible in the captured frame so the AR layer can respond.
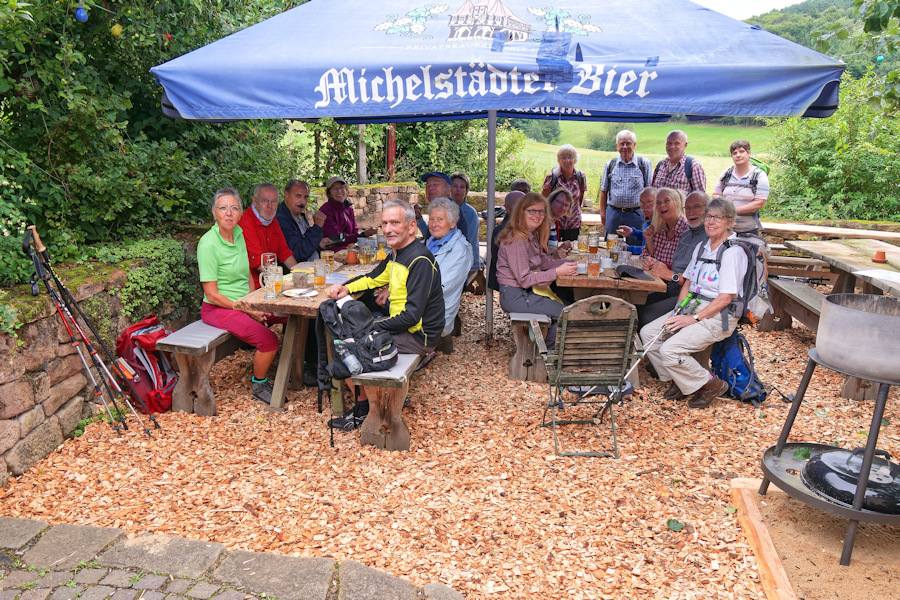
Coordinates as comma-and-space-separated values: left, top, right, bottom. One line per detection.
314, 259, 328, 289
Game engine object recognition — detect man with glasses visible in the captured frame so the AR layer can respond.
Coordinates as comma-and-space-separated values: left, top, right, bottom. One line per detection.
239, 183, 298, 290
638, 191, 710, 327
600, 130, 652, 236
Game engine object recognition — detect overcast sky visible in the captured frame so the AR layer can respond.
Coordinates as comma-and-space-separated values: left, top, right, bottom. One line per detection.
692, 0, 801, 20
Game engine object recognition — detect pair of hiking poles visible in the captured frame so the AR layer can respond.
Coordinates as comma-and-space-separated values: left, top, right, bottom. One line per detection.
22, 226, 160, 437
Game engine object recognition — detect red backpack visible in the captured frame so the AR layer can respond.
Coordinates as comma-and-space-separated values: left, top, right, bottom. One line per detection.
115, 315, 177, 413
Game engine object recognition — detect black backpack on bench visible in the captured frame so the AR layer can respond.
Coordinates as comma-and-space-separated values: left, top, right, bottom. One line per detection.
315, 298, 398, 381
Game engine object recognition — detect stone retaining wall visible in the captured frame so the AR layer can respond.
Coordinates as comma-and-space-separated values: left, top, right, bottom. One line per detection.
0, 268, 185, 486
311, 183, 421, 229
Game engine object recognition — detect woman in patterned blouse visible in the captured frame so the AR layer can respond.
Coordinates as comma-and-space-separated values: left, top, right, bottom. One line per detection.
641, 187, 689, 270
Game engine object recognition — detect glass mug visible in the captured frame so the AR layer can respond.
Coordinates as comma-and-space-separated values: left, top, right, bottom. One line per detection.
314, 259, 328, 289
258, 265, 283, 293
587, 252, 601, 277
359, 244, 373, 265
610, 240, 622, 263
321, 250, 335, 272
588, 231, 600, 254
577, 234, 589, 254
261, 271, 278, 300
606, 234, 617, 252
261, 252, 277, 270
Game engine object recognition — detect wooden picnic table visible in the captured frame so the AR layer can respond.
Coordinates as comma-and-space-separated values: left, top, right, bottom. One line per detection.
233, 262, 377, 411
784, 239, 900, 401
785, 239, 900, 297
556, 263, 666, 304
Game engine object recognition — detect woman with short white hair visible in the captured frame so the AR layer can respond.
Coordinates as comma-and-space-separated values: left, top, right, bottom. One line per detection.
426, 197, 471, 353
541, 144, 587, 242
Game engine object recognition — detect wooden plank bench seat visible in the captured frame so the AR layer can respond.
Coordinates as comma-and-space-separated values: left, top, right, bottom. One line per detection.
509, 312, 551, 382
156, 321, 241, 416
759, 278, 826, 333
351, 353, 422, 451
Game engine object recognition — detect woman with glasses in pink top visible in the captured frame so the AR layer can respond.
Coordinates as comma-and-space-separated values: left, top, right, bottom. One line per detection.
495, 192, 577, 349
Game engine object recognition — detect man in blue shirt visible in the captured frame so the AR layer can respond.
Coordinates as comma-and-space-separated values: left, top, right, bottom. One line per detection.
276, 179, 327, 262
600, 130, 652, 237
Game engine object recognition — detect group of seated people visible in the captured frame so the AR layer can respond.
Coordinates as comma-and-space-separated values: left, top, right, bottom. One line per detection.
195, 172, 478, 428
196, 135, 766, 417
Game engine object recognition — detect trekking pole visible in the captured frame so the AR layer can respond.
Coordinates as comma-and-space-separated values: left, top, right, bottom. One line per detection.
623, 292, 700, 382
22, 229, 124, 435
768, 273, 829, 286
27, 227, 157, 436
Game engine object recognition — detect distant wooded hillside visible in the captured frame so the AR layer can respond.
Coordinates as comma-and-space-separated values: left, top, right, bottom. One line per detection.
748, 0, 896, 78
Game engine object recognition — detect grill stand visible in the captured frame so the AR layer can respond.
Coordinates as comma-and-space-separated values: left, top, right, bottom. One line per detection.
759, 349, 900, 566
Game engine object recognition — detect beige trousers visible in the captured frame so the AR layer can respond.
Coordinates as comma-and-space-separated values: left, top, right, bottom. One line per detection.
640, 302, 737, 395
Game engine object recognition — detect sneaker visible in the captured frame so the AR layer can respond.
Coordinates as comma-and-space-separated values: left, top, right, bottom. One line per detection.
328, 412, 366, 431
251, 379, 273, 404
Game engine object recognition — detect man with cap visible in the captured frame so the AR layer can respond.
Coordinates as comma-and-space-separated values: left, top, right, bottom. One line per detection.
276, 179, 328, 262
320, 175, 377, 252
417, 171, 468, 240
239, 183, 298, 290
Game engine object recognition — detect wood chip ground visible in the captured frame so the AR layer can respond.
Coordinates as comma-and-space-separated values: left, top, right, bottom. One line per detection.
2, 294, 898, 599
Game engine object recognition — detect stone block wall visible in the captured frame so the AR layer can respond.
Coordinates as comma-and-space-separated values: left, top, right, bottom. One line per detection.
0, 268, 185, 487
311, 183, 421, 230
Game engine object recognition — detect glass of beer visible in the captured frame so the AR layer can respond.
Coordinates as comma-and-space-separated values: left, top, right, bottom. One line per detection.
261, 252, 277, 270
587, 252, 601, 277
588, 231, 600, 254
314, 259, 328, 289
577, 234, 589, 254
606, 234, 617, 252
321, 250, 335, 272
359, 244, 373, 265
268, 266, 283, 294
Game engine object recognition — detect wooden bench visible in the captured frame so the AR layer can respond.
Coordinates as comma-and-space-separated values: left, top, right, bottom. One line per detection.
156, 321, 242, 416
759, 278, 826, 333
351, 353, 422, 451
509, 312, 551, 382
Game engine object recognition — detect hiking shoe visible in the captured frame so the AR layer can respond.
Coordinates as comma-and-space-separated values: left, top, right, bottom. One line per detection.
302, 368, 318, 387
251, 379, 274, 404
403, 396, 411, 408
328, 412, 366, 431
688, 376, 728, 409
663, 382, 685, 401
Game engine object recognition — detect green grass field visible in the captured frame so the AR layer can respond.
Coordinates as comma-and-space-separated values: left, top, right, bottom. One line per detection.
520, 121, 773, 201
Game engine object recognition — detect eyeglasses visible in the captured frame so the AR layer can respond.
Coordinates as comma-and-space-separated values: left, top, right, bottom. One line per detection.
256, 198, 279, 206
525, 208, 546, 216
704, 214, 727, 223
215, 206, 241, 214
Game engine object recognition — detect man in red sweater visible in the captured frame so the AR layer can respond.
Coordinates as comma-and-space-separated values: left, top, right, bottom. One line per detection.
239, 183, 298, 290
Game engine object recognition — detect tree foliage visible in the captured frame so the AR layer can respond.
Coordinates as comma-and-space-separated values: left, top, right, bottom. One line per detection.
766, 71, 900, 221
504, 118, 560, 145
0, 1, 304, 283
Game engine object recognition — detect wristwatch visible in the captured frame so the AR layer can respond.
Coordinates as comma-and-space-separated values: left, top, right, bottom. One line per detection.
671, 273, 681, 283
693, 314, 700, 321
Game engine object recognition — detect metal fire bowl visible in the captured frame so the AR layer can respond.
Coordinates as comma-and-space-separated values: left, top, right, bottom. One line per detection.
760, 442, 900, 526
816, 294, 900, 382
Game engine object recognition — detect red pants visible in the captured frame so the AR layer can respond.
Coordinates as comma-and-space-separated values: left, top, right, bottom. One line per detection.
201, 302, 286, 353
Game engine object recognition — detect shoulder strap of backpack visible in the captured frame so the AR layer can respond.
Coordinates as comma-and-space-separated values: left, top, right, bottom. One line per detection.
653, 159, 664, 180
684, 156, 694, 192
638, 157, 650, 184
719, 166, 735, 189
605, 159, 614, 187
749, 167, 760, 195
736, 332, 764, 406
548, 166, 559, 191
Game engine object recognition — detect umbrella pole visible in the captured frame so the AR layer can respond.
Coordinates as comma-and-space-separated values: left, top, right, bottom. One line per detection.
486, 110, 497, 339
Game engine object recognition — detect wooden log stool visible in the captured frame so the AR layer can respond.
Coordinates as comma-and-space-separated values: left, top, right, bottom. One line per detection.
351, 353, 422, 451
508, 312, 551, 382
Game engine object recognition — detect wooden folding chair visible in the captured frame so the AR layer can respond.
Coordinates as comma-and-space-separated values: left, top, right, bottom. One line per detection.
532, 295, 639, 457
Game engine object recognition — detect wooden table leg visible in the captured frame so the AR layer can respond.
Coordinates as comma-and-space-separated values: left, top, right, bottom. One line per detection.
359, 380, 412, 451
267, 316, 297, 412
288, 317, 308, 391
832, 271, 857, 294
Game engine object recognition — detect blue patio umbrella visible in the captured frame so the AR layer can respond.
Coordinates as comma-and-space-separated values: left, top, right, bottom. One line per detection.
151, 0, 846, 332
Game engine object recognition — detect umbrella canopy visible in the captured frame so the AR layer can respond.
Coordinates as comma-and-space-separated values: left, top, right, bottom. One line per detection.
152, 0, 845, 122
